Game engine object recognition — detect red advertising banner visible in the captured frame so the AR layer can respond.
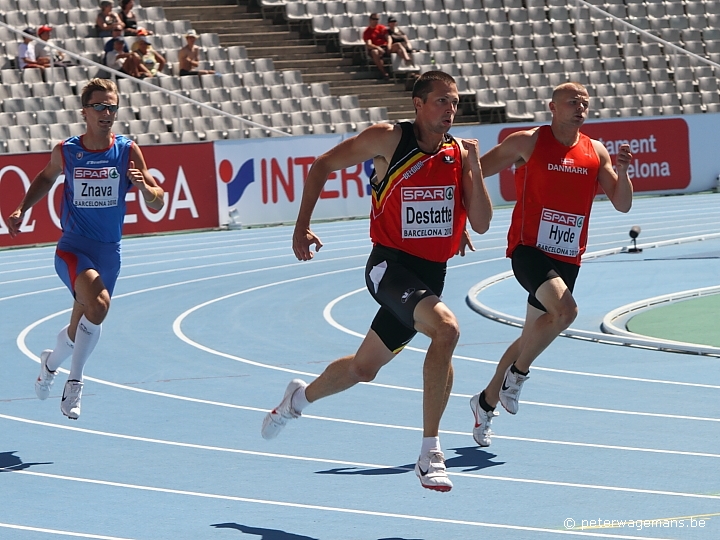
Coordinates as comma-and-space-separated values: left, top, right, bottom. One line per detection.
498, 118, 691, 201
0, 143, 219, 248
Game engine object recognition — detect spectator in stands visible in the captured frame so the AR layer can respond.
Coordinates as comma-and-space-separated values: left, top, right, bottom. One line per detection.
387, 16, 414, 66
103, 24, 128, 64
105, 37, 132, 72
363, 13, 390, 79
36, 25, 72, 67
118, 49, 151, 79
178, 30, 215, 76
131, 35, 166, 76
18, 27, 43, 70
96, 0, 123, 38
118, 0, 152, 37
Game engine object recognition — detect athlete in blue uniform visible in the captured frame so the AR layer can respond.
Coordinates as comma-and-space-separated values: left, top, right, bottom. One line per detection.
6, 78, 164, 420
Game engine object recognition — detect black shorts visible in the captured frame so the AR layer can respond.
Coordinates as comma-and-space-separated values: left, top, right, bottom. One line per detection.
365, 245, 446, 353
511, 245, 580, 312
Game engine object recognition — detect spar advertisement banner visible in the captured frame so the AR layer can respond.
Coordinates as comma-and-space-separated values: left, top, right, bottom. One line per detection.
0, 142, 218, 248
494, 117, 692, 201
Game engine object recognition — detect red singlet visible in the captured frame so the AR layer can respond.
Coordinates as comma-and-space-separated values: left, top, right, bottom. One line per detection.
507, 125, 601, 265
370, 122, 466, 263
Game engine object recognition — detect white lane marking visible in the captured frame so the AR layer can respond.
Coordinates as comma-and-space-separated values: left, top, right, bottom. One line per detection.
324, 288, 720, 390
1, 468, 704, 537
4, 411, 720, 464
0, 523, 136, 539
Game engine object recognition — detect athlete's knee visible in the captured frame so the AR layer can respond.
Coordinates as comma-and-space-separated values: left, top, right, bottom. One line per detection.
350, 361, 381, 383
428, 316, 460, 349
83, 291, 111, 324
551, 299, 577, 330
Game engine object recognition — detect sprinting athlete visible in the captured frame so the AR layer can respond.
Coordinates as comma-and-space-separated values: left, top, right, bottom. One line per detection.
469, 82, 633, 447
6, 78, 164, 420
260, 70, 493, 493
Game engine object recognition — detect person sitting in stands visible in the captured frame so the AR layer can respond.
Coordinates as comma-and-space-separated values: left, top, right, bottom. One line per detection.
178, 30, 215, 76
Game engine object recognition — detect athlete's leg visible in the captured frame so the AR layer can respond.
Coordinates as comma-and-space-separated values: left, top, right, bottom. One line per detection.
483, 304, 543, 407
514, 274, 577, 373
412, 296, 459, 438
66, 269, 110, 381
304, 329, 396, 403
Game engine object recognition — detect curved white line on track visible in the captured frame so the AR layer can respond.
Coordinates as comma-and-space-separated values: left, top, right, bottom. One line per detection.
2, 468, 709, 538
0, 523, 135, 539
169, 273, 720, 421
467, 234, 720, 356
323, 288, 720, 390
15, 258, 720, 439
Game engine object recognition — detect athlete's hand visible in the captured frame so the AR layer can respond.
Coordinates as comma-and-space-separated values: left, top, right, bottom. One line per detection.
293, 225, 323, 261
456, 228, 475, 257
615, 144, 632, 174
127, 160, 146, 189
6, 208, 23, 238
461, 138, 481, 164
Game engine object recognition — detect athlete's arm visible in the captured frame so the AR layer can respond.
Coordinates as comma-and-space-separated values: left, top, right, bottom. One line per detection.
6, 143, 64, 238
459, 138, 492, 234
293, 123, 402, 261
128, 143, 164, 211
593, 140, 633, 213
479, 129, 537, 178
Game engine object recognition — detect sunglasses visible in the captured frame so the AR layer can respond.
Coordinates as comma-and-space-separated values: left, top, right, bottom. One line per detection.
370, 17, 379, 20
85, 103, 119, 113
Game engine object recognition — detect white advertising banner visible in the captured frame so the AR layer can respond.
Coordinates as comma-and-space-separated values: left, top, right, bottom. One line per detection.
214, 134, 376, 227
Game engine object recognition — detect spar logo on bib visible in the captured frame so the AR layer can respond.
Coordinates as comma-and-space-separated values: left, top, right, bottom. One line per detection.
401, 186, 454, 238
536, 208, 584, 257
73, 167, 120, 207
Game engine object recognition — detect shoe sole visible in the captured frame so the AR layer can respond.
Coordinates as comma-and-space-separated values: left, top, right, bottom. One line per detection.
499, 396, 518, 415
419, 482, 452, 492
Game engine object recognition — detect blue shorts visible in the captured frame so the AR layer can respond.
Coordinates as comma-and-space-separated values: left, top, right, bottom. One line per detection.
55, 231, 122, 298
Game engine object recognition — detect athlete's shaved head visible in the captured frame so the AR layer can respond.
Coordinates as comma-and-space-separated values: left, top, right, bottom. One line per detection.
551, 82, 589, 102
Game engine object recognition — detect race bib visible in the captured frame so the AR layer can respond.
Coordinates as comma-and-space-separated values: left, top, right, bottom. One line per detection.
73, 167, 120, 208
536, 208, 584, 257
401, 186, 454, 239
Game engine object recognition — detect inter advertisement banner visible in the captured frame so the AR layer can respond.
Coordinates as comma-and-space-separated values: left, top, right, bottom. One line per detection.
213, 135, 376, 227
497, 118, 692, 201
0, 143, 219, 248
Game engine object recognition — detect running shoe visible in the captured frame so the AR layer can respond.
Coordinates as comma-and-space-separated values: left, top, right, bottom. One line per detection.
261, 379, 307, 440
35, 349, 56, 400
415, 450, 452, 492
469, 393, 498, 447
498, 365, 529, 415
61, 379, 83, 420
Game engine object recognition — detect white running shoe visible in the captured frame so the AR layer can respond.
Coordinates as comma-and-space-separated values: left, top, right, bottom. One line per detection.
35, 349, 57, 400
261, 379, 307, 440
499, 365, 529, 415
61, 380, 83, 420
415, 450, 452, 492
469, 393, 498, 447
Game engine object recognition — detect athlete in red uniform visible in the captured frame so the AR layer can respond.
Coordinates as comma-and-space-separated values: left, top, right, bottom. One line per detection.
261, 71, 493, 492
469, 82, 633, 447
